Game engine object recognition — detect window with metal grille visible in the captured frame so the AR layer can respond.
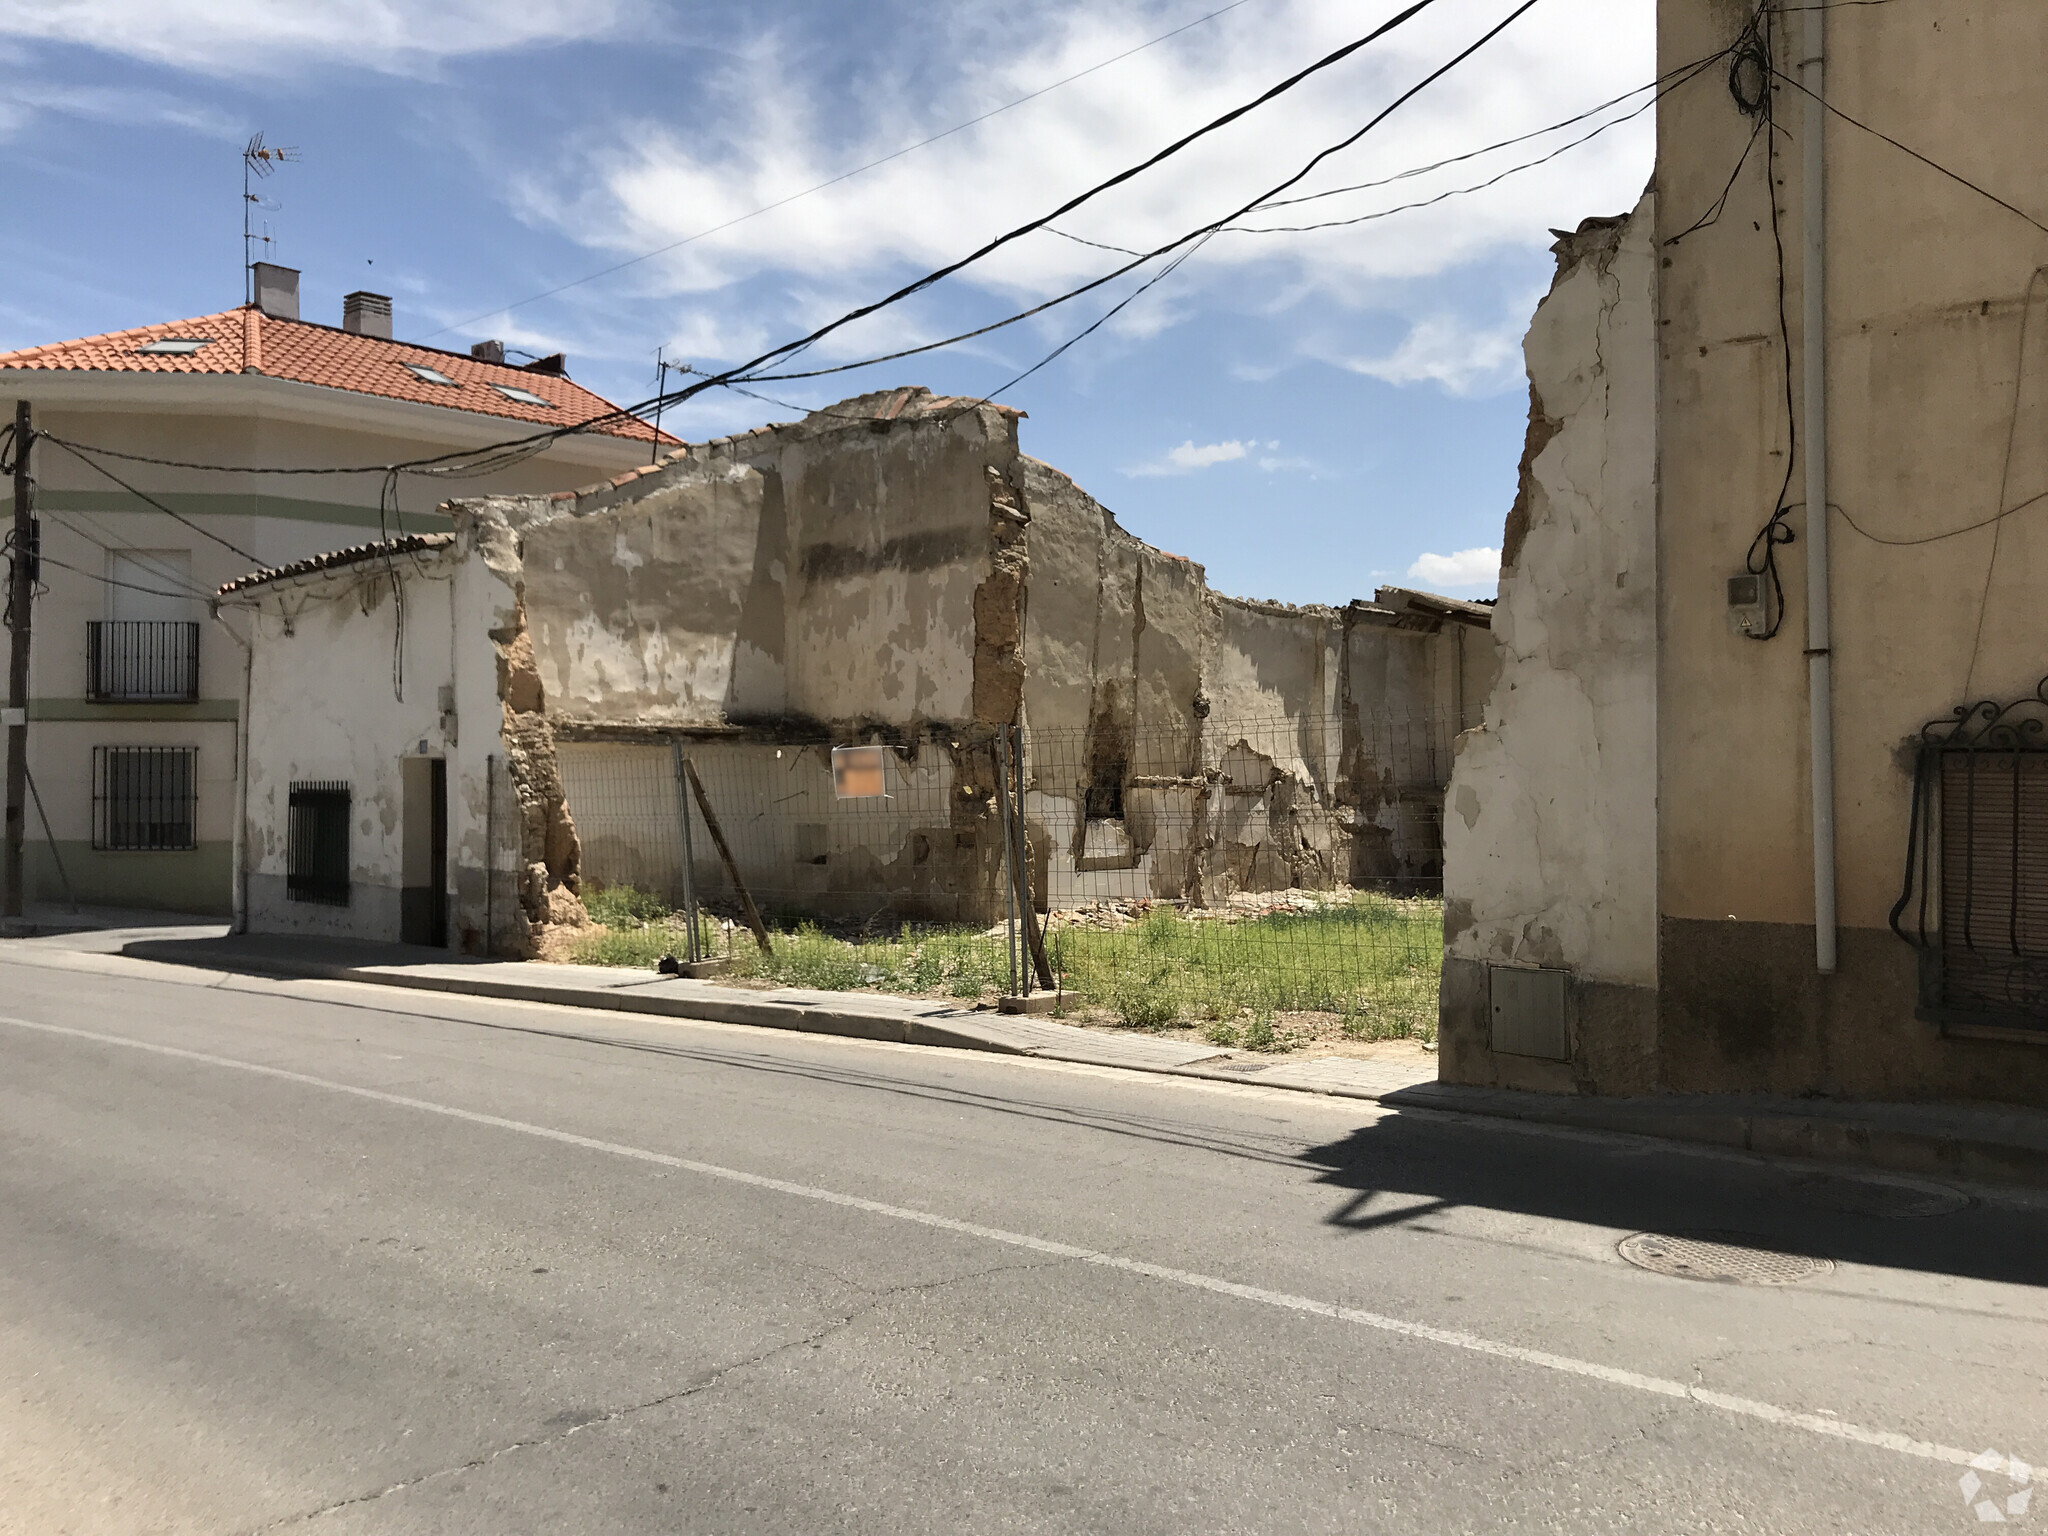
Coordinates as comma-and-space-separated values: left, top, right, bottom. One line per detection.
288, 781, 352, 906
93, 746, 198, 850
1893, 681, 2048, 1032
1937, 751, 2048, 1019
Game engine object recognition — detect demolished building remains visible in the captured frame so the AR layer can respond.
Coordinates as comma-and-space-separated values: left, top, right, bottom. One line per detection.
218, 388, 1491, 954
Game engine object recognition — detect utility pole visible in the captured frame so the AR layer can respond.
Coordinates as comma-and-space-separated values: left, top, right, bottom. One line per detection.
4, 399, 33, 920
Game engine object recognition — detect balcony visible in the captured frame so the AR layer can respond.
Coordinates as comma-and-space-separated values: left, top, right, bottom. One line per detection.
87, 620, 200, 703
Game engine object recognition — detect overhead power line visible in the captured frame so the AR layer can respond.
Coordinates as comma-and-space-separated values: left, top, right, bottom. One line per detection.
418, 0, 1266, 342
738, 0, 1546, 387
44, 0, 1466, 479
41, 437, 260, 563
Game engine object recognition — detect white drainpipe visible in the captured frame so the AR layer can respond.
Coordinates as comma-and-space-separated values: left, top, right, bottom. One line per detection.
1801, 1, 1837, 973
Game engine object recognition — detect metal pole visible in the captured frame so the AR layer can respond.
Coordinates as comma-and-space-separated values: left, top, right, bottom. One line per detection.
671, 737, 701, 964
996, 730, 1018, 997
1801, 1, 1838, 974
4, 400, 33, 921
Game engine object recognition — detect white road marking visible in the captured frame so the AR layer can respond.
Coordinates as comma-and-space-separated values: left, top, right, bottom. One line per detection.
0, 1012, 1996, 1471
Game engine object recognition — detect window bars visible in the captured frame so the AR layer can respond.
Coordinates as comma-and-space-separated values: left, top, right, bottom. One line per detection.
87, 621, 199, 703
1892, 676, 2048, 1032
287, 781, 351, 905
92, 746, 197, 851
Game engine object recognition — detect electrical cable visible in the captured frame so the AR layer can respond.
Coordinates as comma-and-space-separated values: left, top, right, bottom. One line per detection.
45, 0, 1567, 495
1961, 266, 2047, 697
41, 436, 260, 563
35, 551, 208, 603
1245, 55, 1715, 215
39, 0, 1501, 479
1766, 64, 2048, 239
40, 513, 217, 601
1742, 3, 1799, 640
417, 0, 1269, 342
1221, 85, 1672, 235
738, 0, 1549, 388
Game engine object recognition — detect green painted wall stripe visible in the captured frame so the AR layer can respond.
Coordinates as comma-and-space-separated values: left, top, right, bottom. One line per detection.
29, 698, 240, 722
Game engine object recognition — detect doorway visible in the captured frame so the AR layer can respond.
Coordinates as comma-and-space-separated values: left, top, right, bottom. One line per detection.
400, 757, 448, 948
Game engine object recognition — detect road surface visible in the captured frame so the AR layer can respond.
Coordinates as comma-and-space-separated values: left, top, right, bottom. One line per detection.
3, 949, 2044, 1533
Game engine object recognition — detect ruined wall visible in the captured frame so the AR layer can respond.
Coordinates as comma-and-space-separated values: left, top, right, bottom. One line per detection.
1015, 459, 1481, 907
1439, 197, 1661, 1095
435, 390, 1490, 926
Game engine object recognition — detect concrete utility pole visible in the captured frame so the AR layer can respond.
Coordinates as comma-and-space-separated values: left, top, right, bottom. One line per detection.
4, 399, 32, 920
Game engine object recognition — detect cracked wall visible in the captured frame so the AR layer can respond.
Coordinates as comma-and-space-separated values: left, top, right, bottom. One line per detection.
1440, 195, 1660, 1093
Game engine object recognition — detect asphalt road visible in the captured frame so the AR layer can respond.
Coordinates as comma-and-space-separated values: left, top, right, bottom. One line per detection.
3, 948, 2045, 1534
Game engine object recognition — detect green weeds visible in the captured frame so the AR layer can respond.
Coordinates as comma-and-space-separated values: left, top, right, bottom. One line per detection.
565, 885, 1441, 1039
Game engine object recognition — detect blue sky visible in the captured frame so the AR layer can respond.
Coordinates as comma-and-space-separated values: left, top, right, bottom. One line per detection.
0, 0, 1654, 606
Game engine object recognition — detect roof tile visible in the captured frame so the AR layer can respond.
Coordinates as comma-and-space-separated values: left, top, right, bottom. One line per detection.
0, 307, 672, 445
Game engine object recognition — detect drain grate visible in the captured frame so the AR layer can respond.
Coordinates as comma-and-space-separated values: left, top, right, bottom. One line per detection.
1617, 1232, 1833, 1285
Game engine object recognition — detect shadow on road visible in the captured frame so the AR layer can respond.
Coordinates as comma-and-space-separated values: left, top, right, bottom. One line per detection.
1297, 1113, 2048, 1288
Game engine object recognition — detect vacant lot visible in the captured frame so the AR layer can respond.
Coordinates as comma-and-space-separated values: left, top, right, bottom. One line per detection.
568, 886, 1442, 1054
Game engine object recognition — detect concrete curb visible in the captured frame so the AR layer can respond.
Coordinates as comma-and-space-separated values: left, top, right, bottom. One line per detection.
263, 959, 2048, 1189
28, 935, 2048, 1192
137, 949, 1043, 1057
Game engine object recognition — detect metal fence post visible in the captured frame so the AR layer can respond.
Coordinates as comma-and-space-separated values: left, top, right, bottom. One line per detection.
671, 736, 702, 964
996, 727, 1019, 997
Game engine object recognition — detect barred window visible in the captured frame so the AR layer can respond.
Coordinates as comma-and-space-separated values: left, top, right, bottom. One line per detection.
288, 781, 352, 906
1937, 750, 2048, 1020
93, 746, 197, 851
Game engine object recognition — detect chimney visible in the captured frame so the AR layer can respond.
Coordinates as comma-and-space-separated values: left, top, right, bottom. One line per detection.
343, 291, 393, 339
252, 263, 299, 321
469, 339, 505, 364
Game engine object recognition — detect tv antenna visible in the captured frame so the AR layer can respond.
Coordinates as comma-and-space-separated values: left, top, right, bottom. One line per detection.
243, 133, 300, 304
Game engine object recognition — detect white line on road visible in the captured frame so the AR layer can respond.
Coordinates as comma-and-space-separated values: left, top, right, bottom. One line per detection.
2, 1012, 1998, 1473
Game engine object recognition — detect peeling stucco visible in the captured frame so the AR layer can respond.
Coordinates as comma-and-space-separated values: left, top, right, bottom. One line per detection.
1444, 195, 1660, 989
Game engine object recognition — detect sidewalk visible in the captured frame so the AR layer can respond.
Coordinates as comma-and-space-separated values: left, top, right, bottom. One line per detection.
11, 926, 2048, 1191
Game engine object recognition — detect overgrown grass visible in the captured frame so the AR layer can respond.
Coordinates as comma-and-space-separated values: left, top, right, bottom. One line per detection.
566, 885, 1441, 1044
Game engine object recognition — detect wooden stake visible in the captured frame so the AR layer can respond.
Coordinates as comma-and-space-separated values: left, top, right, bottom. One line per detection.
683, 757, 771, 956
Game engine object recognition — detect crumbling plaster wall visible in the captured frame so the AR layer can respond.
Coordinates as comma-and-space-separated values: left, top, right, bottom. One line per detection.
240, 528, 531, 950
1440, 195, 1660, 1094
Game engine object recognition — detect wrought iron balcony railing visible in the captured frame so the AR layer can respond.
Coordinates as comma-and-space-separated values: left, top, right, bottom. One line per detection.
87, 620, 200, 703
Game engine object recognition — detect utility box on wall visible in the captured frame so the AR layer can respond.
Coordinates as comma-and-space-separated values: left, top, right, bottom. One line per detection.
1490, 965, 1568, 1060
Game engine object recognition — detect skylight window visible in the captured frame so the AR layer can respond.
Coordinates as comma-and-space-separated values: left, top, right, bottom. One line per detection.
136, 338, 212, 355
402, 362, 459, 387
490, 383, 554, 407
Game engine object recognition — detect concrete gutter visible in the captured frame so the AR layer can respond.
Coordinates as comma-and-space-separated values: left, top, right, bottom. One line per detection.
42, 931, 2048, 1192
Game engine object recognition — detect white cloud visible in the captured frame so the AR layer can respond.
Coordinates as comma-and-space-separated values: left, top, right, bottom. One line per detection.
1406, 547, 1500, 592
1324, 313, 1525, 397
0, 0, 628, 73
487, 0, 1653, 364
0, 80, 239, 140
1125, 438, 1247, 477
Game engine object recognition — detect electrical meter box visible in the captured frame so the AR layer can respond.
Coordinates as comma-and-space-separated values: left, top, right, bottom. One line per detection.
1727, 572, 1768, 637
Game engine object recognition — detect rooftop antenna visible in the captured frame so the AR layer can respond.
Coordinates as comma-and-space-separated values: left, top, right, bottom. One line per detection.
243, 132, 300, 305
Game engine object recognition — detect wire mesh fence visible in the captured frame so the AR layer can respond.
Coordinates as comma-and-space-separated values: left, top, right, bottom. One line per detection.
553, 710, 1456, 1039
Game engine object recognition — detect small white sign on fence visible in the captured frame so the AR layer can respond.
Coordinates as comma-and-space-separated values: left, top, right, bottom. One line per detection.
831, 744, 888, 800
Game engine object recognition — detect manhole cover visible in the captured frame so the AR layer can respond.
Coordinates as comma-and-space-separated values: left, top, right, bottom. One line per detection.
1779, 1170, 1971, 1218
1617, 1232, 1833, 1285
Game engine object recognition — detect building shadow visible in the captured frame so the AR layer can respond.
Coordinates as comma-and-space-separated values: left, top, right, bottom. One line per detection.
1296, 1106, 2048, 1289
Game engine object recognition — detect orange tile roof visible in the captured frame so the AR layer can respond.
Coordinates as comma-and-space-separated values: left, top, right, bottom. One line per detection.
0, 307, 674, 444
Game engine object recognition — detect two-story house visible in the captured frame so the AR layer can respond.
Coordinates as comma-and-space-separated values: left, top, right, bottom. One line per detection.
1, 263, 669, 916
